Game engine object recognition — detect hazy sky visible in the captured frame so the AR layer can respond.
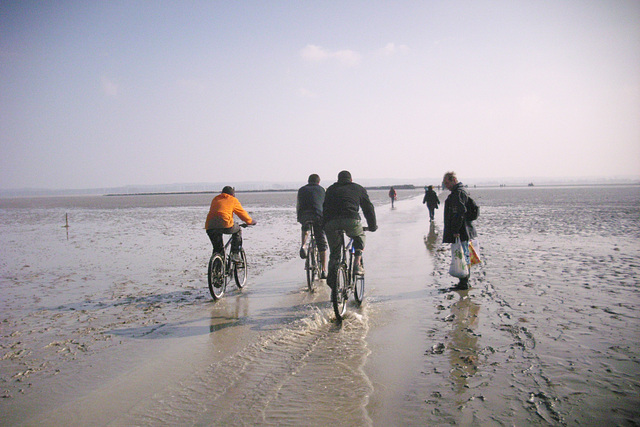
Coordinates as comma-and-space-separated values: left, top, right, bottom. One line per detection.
1, 1, 639, 190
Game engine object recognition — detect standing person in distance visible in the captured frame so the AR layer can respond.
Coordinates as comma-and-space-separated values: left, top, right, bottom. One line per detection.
442, 172, 476, 289
423, 185, 440, 221
323, 170, 377, 288
388, 186, 397, 208
297, 173, 328, 279
205, 186, 256, 262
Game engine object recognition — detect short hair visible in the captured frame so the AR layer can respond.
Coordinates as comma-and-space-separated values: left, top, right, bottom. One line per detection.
308, 174, 320, 184
443, 171, 457, 183
338, 170, 352, 183
221, 186, 235, 196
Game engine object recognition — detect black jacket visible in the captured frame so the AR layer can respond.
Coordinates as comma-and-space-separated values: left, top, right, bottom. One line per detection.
297, 183, 325, 223
323, 180, 377, 230
443, 182, 476, 243
423, 189, 440, 208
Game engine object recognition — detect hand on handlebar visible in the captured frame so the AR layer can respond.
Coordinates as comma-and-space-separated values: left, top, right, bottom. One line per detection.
365, 225, 377, 232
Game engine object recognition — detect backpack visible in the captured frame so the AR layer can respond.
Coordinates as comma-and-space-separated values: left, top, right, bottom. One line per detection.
465, 196, 479, 221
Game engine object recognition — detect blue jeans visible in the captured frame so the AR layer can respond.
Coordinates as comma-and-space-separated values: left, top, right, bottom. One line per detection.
461, 240, 470, 265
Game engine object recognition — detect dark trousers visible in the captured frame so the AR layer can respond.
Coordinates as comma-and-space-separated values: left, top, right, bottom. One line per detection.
207, 225, 242, 254
301, 220, 328, 251
427, 206, 436, 220
324, 218, 365, 287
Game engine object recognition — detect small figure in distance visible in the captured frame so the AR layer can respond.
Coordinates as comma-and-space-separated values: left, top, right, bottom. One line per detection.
323, 170, 377, 286
297, 173, 328, 279
205, 186, 256, 262
423, 185, 440, 222
388, 186, 397, 208
442, 172, 476, 290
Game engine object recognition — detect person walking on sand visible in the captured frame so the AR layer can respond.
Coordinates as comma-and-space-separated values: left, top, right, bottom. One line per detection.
442, 172, 476, 290
388, 186, 397, 208
297, 173, 328, 279
323, 170, 377, 287
205, 186, 256, 261
423, 185, 440, 221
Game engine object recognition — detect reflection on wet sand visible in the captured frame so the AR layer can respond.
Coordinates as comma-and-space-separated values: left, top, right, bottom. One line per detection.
447, 292, 480, 395
424, 221, 438, 253
209, 294, 250, 333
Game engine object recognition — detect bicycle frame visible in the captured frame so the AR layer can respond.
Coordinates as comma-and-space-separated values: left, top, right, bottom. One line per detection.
331, 228, 366, 321
220, 236, 234, 275
303, 221, 321, 291
207, 224, 249, 300
339, 233, 356, 287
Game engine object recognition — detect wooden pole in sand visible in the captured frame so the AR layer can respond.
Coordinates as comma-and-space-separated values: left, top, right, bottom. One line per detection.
63, 213, 69, 239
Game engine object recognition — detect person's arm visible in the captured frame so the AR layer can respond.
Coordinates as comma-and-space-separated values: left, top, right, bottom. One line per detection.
450, 191, 467, 234
360, 189, 377, 231
234, 200, 254, 225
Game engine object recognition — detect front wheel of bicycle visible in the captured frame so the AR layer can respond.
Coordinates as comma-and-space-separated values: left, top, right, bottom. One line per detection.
233, 249, 248, 288
332, 264, 348, 321
208, 253, 226, 300
354, 259, 365, 305
306, 239, 318, 291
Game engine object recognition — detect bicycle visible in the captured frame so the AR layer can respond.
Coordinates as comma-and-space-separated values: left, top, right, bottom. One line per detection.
331, 227, 367, 321
207, 224, 250, 300
303, 221, 322, 291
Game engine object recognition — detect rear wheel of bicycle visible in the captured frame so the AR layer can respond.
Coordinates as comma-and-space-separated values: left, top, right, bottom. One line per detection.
208, 254, 226, 300
306, 239, 318, 291
332, 264, 348, 321
233, 249, 248, 288
354, 259, 365, 305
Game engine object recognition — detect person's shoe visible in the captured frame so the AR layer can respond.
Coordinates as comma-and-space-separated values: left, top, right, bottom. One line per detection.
320, 270, 327, 280
353, 264, 365, 276
455, 277, 469, 290
231, 252, 242, 263
299, 246, 307, 259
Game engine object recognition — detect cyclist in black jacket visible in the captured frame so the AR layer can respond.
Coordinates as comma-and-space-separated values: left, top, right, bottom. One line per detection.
323, 170, 377, 287
297, 173, 328, 279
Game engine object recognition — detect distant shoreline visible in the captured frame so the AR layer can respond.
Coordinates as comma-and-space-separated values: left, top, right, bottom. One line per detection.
102, 182, 639, 197
2, 181, 638, 199
104, 185, 419, 197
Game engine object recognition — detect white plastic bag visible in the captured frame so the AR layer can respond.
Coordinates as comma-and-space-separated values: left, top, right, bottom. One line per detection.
449, 237, 469, 278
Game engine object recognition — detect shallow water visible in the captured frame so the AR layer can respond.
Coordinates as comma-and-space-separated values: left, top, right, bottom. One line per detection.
1, 186, 639, 425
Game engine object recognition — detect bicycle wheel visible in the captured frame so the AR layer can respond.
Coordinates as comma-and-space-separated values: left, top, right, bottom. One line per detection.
306, 238, 318, 291
353, 258, 365, 305
208, 253, 226, 300
233, 249, 248, 288
332, 264, 348, 321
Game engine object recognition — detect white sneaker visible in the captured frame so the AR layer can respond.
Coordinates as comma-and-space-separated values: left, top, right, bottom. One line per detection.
231, 252, 242, 263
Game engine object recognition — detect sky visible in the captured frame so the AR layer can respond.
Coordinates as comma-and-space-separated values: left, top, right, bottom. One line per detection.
1, 0, 639, 190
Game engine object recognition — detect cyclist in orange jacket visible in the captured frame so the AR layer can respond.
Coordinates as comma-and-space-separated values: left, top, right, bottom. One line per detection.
205, 186, 256, 261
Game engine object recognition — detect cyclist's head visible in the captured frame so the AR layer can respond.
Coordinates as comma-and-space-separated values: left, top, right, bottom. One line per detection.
222, 186, 235, 196
338, 170, 352, 183
308, 174, 320, 184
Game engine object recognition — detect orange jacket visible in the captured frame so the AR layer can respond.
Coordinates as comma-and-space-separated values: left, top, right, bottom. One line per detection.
205, 193, 253, 229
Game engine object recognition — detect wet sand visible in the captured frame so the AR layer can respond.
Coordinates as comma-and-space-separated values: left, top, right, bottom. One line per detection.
1, 188, 639, 425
